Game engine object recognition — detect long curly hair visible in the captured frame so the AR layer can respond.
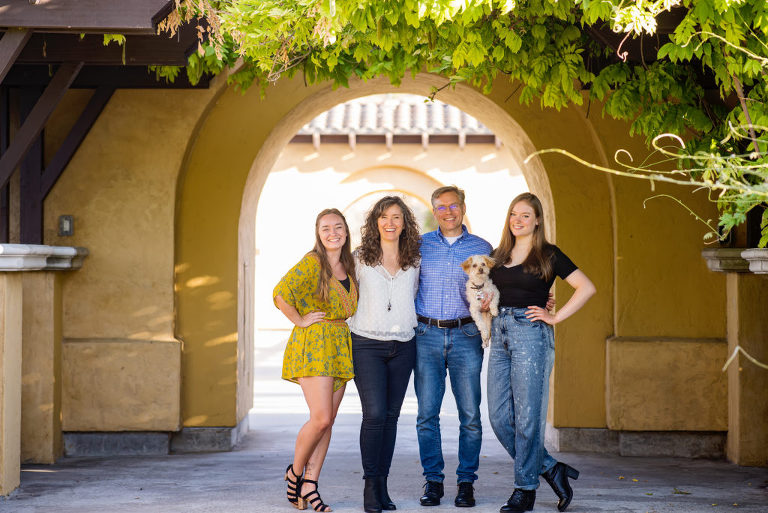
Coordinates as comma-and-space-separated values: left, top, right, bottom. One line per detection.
357, 196, 421, 269
491, 192, 554, 281
309, 208, 357, 303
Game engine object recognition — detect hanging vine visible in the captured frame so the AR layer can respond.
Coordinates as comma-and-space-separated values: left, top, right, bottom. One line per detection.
156, 0, 768, 245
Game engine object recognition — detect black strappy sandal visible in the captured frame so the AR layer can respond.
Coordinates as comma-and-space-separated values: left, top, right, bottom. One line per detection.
285, 464, 302, 507
297, 479, 332, 512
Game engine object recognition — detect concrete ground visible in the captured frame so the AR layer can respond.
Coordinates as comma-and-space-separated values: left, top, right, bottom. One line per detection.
3, 335, 767, 512
4, 411, 767, 513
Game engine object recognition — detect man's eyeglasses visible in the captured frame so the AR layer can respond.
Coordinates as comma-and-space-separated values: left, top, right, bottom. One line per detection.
434, 203, 462, 212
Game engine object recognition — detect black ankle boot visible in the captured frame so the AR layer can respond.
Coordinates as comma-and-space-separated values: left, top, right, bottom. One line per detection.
542, 462, 579, 512
376, 476, 396, 510
364, 478, 382, 513
499, 489, 535, 513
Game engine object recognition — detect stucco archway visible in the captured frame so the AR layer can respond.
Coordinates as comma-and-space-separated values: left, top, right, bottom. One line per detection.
175, 72, 615, 431
237, 75, 556, 413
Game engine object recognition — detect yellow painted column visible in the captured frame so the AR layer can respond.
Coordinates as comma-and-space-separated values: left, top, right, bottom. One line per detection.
0, 273, 23, 496
21, 272, 62, 463
726, 272, 768, 466
0, 244, 86, 495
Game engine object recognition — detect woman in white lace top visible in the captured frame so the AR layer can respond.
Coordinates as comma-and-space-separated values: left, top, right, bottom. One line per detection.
348, 196, 421, 513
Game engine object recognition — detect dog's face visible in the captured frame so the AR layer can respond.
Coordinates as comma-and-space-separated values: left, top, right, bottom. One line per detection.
462, 255, 495, 279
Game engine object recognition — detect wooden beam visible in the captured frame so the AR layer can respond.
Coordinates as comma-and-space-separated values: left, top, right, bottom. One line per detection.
16, 27, 199, 66
0, 87, 9, 242
18, 88, 43, 244
41, 86, 114, 198
0, 29, 31, 85
0, 0, 170, 34
0, 61, 82, 190
3, 65, 210, 89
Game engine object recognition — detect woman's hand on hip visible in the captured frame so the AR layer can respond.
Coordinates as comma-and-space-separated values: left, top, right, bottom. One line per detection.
297, 310, 326, 327
546, 292, 555, 312
525, 305, 557, 325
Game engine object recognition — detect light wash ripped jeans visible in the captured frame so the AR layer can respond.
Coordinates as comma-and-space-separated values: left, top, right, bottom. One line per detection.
487, 306, 557, 490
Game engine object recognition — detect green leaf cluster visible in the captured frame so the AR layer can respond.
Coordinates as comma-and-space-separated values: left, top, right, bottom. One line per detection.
166, 0, 768, 246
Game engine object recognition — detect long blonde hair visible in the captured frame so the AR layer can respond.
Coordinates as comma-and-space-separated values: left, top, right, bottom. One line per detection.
491, 193, 554, 281
309, 208, 357, 303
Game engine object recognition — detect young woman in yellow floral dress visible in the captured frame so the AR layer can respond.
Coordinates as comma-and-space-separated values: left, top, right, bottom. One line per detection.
274, 208, 358, 512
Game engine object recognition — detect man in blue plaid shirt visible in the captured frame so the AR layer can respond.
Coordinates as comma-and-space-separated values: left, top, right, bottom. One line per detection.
414, 185, 492, 508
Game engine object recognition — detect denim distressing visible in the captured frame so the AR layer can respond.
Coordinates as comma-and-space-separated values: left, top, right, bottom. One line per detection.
487, 307, 557, 490
414, 321, 484, 484
352, 333, 416, 479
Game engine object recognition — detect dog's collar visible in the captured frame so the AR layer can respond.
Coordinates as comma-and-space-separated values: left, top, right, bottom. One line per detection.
470, 282, 485, 290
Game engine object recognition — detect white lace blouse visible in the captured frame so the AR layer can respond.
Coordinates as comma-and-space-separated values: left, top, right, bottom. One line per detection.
347, 255, 419, 342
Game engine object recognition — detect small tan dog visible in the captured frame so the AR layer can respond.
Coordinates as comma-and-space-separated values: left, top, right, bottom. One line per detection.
461, 254, 500, 347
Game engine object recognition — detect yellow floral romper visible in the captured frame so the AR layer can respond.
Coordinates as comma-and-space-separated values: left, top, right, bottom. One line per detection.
274, 253, 358, 391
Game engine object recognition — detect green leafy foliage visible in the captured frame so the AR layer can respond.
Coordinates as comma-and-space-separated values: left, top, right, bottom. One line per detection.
148, 65, 183, 83
163, 0, 768, 246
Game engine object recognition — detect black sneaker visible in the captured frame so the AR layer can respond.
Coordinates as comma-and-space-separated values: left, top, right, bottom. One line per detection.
455, 482, 476, 507
419, 481, 444, 506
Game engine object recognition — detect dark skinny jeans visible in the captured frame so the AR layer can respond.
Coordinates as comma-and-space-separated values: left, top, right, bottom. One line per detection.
352, 332, 416, 479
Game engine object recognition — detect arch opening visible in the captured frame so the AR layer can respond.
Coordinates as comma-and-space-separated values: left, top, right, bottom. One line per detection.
242, 84, 552, 416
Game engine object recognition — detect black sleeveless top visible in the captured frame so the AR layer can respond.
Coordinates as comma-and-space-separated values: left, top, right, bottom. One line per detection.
489, 245, 577, 308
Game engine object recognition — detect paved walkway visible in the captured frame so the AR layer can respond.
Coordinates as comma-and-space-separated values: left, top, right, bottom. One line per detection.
3, 334, 767, 512
5, 411, 767, 513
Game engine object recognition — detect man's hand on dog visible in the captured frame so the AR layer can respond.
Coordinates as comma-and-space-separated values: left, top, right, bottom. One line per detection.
479, 291, 495, 312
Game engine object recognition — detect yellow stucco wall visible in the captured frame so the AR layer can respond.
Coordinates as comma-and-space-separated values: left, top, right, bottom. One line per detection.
176, 85, 277, 427
42, 88, 214, 430
606, 337, 727, 431
62, 339, 181, 431
35, 72, 727, 433
587, 114, 726, 338
43, 88, 211, 340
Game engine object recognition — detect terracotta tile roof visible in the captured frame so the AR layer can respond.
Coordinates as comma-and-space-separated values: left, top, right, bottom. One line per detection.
297, 94, 494, 136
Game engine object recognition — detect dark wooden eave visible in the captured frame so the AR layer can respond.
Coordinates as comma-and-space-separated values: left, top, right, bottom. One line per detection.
0, 61, 82, 190
15, 25, 200, 66
0, 28, 30, 84
3, 65, 210, 89
0, 0, 172, 34
0, 1, 213, 242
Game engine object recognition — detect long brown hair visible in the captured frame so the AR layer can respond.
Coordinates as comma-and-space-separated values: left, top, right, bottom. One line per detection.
491, 192, 554, 281
309, 208, 357, 303
357, 196, 421, 269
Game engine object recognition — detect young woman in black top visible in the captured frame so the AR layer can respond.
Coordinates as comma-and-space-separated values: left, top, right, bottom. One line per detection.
487, 193, 595, 513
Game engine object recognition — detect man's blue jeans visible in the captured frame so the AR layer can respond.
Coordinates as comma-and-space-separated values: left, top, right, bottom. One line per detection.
414, 320, 484, 484
487, 307, 557, 490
